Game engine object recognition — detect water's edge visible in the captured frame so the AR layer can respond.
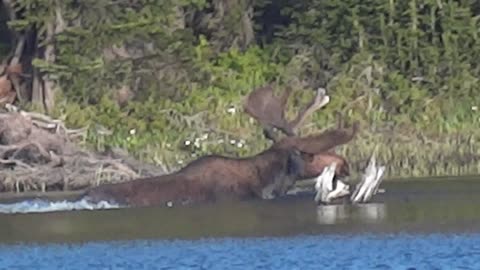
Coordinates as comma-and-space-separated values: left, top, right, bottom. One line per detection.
0, 176, 479, 245
1, 174, 478, 204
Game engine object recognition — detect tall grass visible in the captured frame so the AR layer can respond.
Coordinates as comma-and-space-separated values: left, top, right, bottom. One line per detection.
53, 48, 480, 181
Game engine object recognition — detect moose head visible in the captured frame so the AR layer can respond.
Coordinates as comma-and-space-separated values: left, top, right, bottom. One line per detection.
243, 82, 358, 182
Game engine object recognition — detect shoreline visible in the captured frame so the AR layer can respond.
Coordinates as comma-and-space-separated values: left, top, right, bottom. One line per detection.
1, 175, 479, 205
0, 190, 84, 204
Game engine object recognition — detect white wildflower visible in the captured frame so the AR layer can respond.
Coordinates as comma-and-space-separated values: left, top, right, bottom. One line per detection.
230, 139, 236, 145
184, 140, 191, 146
472, 106, 478, 111
237, 142, 243, 148
129, 129, 136, 135
194, 141, 201, 148
227, 106, 236, 114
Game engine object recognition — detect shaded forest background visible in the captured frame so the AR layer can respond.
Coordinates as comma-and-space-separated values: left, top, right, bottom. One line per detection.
0, 0, 479, 178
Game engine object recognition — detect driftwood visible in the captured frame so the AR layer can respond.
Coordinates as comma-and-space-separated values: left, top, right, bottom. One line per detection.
0, 105, 165, 193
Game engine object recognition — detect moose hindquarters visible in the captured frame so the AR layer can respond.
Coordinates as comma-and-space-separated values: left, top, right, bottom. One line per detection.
298, 152, 350, 180
82, 173, 261, 208
82, 176, 195, 207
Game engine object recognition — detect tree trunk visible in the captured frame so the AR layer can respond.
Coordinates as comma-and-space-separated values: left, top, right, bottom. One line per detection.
37, 1, 65, 113
2, 0, 27, 103
41, 19, 56, 113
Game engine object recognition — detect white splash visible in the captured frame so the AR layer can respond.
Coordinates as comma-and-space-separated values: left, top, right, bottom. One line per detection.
314, 163, 350, 204
0, 198, 122, 214
350, 154, 386, 204
314, 152, 386, 205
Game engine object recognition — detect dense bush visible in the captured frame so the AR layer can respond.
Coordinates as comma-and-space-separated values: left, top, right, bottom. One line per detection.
1, 0, 479, 177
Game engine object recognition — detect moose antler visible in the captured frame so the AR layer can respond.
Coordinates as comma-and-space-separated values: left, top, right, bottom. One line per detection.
243, 84, 292, 141
244, 82, 359, 154
244, 83, 330, 141
274, 122, 359, 154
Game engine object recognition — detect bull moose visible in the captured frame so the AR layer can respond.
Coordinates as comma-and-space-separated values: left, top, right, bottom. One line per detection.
83, 83, 358, 207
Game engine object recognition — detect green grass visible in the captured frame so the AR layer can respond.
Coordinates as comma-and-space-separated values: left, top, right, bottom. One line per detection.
43, 48, 480, 181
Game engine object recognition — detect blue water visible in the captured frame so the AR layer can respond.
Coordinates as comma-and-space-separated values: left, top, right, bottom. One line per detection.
2, 178, 480, 269
2, 233, 480, 270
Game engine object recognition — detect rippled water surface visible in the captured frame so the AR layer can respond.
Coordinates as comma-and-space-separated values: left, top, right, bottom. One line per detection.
2, 233, 480, 270
1, 177, 480, 269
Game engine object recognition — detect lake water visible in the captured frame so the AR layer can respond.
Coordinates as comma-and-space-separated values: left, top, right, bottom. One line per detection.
1, 177, 480, 269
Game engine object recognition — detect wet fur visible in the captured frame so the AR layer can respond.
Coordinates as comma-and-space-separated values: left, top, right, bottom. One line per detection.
84, 147, 307, 207
84, 125, 356, 207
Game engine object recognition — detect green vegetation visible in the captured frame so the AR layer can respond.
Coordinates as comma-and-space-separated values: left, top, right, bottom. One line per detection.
1, 0, 479, 178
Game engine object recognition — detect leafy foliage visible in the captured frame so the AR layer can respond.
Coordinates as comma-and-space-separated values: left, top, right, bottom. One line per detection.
3, 0, 480, 176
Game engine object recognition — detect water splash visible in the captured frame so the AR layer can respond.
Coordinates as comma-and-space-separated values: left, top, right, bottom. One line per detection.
0, 198, 122, 214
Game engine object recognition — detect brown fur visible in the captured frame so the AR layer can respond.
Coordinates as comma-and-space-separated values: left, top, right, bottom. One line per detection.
299, 152, 350, 179
84, 147, 307, 207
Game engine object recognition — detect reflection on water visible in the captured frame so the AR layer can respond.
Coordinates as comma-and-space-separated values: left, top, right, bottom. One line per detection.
316, 205, 349, 224
316, 203, 387, 225
358, 203, 387, 223
0, 177, 480, 244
